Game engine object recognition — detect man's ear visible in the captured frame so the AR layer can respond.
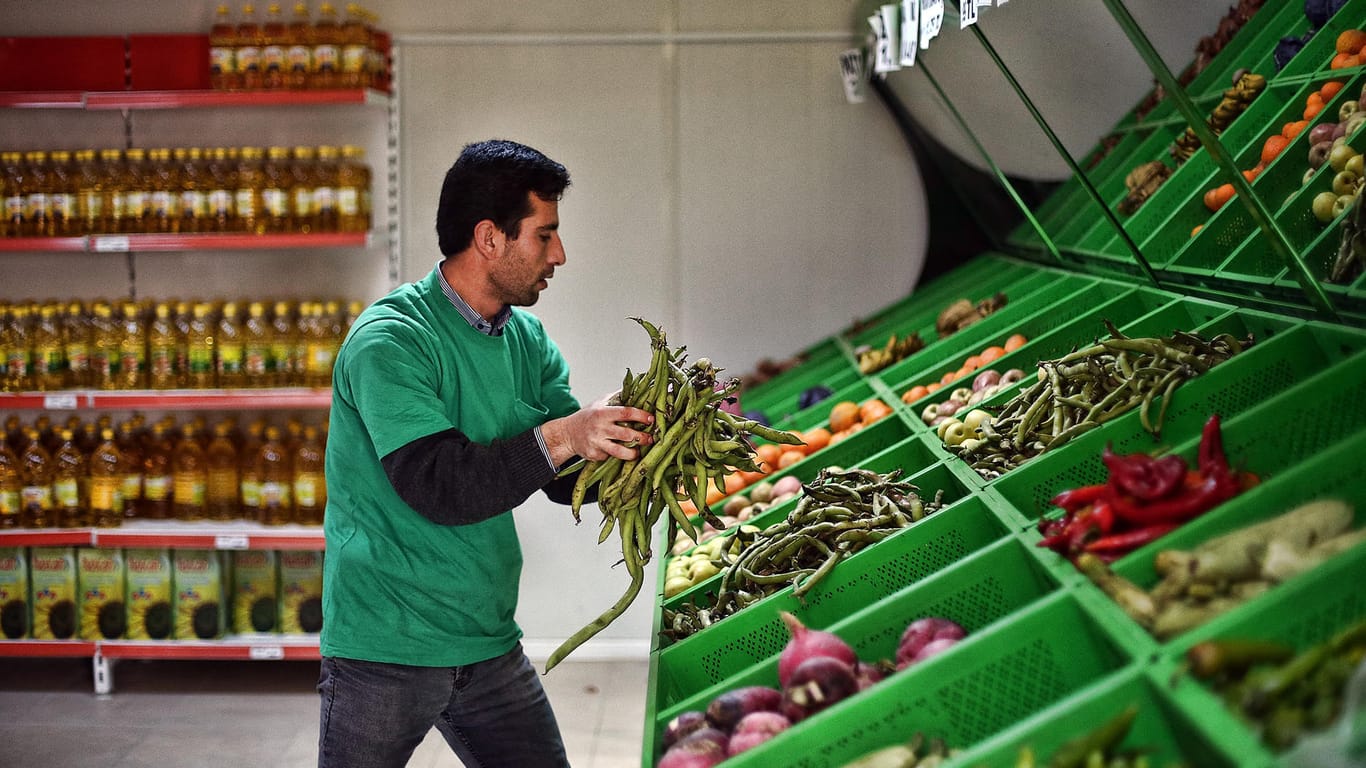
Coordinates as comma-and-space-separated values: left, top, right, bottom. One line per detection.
472, 219, 502, 258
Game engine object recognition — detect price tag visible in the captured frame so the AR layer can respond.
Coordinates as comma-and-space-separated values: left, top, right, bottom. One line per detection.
249, 645, 285, 660
43, 394, 78, 410
838, 49, 867, 104
920, 0, 943, 50
959, 0, 978, 28
214, 535, 250, 550
900, 0, 919, 67
872, 5, 901, 74
93, 235, 130, 252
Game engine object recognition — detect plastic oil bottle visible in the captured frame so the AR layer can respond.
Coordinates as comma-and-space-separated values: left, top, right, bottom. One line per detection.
73, 149, 104, 236
87, 301, 117, 390
216, 300, 246, 388
210, 4, 239, 90
61, 300, 89, 388
31, 302, 65, 392
18, 427, 53, 528
148, 148, 177, 234
205, 421, 239, 521
292, 424, 325, 525
96, 149, 124, 235
172, 421, 207, 521
205, 147, 236, 233
243, 300, 273, 386
289, 146, 316, 233
311, 2, 342, 89
238, 419, 264, 520
339, 3, 369, 89
146, 301, 178, 389
120, 148, 150, 234
235, 147, 265, 234
270, 299, 297, 385
52, 428, 87, 528
117, 301, 146, 390
187, 301, 216, 388
21, 151, 50, 237
140, 422, 173, 520
286, 2, 313, 89
261, 2, 287, 89
88, 427, 124, 527
4, 304, 33, 392
172, 299, 192, 387
313, 145, 339, 232
1, 152, 24, 237
256, 424, 292, 525
116, 420, 144, 520
261, 146, 293, 233
236, 3, 263, 90
176, 147, 205, 234
48, 150, 76, 237
337, 144, 369, 233
0, 439, 20, 528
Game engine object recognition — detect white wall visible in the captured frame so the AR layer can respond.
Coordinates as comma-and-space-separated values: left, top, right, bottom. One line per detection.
0, 0, 1221, 659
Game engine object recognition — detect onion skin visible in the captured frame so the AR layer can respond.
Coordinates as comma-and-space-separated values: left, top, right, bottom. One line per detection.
658, 732, 728, 768
777, 611, 858, 688
704, 686, 783, 733
727, 730, 778, 757
781, 656, 859, 723
912, 636, 960, 662
895, 617, 966, 667
661, 710, 709, 749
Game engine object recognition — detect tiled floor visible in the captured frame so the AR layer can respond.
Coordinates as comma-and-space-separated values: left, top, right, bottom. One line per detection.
0, 656, 648, 767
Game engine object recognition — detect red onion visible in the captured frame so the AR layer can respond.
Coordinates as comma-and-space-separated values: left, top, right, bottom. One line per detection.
661, 710, 709, 749
658, 733, 727, 768
780, 656, 859, 722
777, 611, 858, 688
895, 617, 965, 666
912, 636, 960, 662
704, 686, 782, 733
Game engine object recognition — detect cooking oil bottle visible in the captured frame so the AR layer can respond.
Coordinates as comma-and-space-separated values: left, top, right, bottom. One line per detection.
148, 148, 177, 234
210, 4, 239, 90
216, 300, 246, 387
1, 152, 24, 237
4, 304, 33, 392
88, 301, 117, 390
205, 147, 236, 233
172, 421, 207, 521
238, 419, 264, 519
96, 149, 124, 235
261, 3, 287, 89
88, 427, 123, 527
172, 299, 192, 387
117, 301, 146, 390
205, 421, 239, 520
73, 149, 103, 236
270, 299, 297, 385
237, 3, 263, 90
292, 424, 325, 525
339, 3, 369, 89
0, 439, 20, 528
120, 148, 150, 234
289, 146, 316, 233
313, 145, 339, 231
52, 428, 87, 528
146, 301, 178, 389
31, 302, 65, 392
256, 424, 291, 524
187, 301, 216, 388
116, 420, 144, 520
243, 300, 272, 386
48, 150, 75, 237
140, 422, 173, 520
61, 300, 89, 388
235, 147, 265, 234
18, 427, 52, 528
286, 2, 313, 89
337, 144, 368, 233
301, 301, 336, 387
311, 2, 342, 89
175, 147, 205, 234
343, 299, 364, 335
21, 151, 50, 237
261, 146, 293, 232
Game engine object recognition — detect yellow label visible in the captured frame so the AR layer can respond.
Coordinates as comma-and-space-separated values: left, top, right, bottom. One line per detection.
143, 475, 171, 501
0, 490, 19, 517
293, 472, 320, 508
263, 188, 288, 217
173, 475, 205, 506
54, 478, 79, 508
338, 187, 359, 216
218, 342, 244, 373
342, 45, 367, 73
121, 473, 142, 501
21, 486, 52, 510
89, 478, 121, 512
210, 46, 236, 75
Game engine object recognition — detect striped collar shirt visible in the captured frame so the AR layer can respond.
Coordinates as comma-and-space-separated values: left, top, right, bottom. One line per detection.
435, 260, 512, 336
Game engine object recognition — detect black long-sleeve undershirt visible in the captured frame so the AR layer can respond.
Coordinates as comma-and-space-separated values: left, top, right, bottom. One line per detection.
380, 427, 592, 525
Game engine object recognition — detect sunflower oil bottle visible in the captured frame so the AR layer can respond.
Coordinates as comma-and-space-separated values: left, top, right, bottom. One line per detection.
337, 144, 369, 233
270, 300, 297, 385
289, 146, 316, 233
205, 147, 235, 233
0, 440, 20, 528
339, 3, 369, 88
52, 428, 87, 528
148, 148, 177, 234
261, 2, 287, 89
88, 427, 124, 527
216, 301, 246, 387
313, 145, 339, 231
311, 2, 342, 89
243, 301, 272, 386
235, 147, 265, 234
301, 301, 338, 387
292, 424, 325, 525
48, 150, 76, 237
2, 151, 24, 237
117, 420, 144, 519
256, 424, 291, 524
187, 302, 216, 388
205, 421, 239, 521
30, 302, 65, 392
262, 146, 293, 232
238, 419, 264, 520
210, 4, 239, 90
146, 301, 178, 389
140, 421, 173, 520
176, 147, 206, 234
172, 299, 192, 387
73, 149, 103, 235
61, 300, 89, 388
20, 151, 50, 237
87, 301, 117, 390
237, 3, 263, 90
117, 301, 146, 389
120, 148, 150, 234
286, 2, 313, 89
19, 427, 53, 528
173, 421, 207, 521
4, 304, 33, 392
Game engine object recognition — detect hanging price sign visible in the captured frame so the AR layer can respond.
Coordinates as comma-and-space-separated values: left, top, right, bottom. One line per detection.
920, 0, 944, 50
838, 49, 868, 104
900, 0, 919, 66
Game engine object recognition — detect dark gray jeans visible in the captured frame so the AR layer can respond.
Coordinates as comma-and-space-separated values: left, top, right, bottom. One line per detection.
317, 644, 569, 768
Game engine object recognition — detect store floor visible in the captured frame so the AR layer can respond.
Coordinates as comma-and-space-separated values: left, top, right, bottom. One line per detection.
0, 656, 649, 767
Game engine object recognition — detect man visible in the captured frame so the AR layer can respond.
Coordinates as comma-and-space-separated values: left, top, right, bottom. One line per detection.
317, 139, 654, 768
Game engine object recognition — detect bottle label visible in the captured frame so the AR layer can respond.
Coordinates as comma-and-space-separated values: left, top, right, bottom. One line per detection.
189, 346, 214, 375
235, 190, 256, 219
121, 473, 143, 501
288, 45, 312, 72
25, 193, 49, 221
34, 345, 62, 377
307, 343, 335, 375
342, 45, 367, 74
313, 44, 339, 73
314, 186, 336, 213
210, 46, 236, 75
338, 187, 359, 216
78, 191, 102, 221
218, 342, 244, 374
245, 344, 269, 376
6, 350, 29, 378
208, 189, 232, 218
143, 475, 171, 501
151, 191, 174, 219
173, 475, 206, 506
120, 345, 144, 377
294, 472, 320, 507
263, 188, 289, 217
181, 190, 208, 219
238, 46, 262, 73
207, 469, 238, 502
90, 478, 121, 512
241, 478, 261, 507
263, 45, 286, 72
54, 478, 79, 508
124, 191, 148, 218
0, 489, 19, 516
21, 485, 52, 510
5, 195, 24, 222
51, 193, 74, 220
260, 481, 291, 508
149, 346, 175, 382
292, 187, 313, 216
66, 343, 89, 376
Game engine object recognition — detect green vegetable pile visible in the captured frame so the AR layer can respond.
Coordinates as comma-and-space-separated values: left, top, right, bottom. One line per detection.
546, 317, 800, 672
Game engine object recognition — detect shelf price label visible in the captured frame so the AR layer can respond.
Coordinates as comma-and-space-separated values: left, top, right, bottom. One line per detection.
92, 235, 130, 252
43, 394, 79, 410
214, 534, 250, 550
249, 645, 285, 660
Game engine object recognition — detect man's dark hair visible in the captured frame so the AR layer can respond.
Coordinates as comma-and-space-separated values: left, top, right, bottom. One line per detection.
436, 139, 571, 255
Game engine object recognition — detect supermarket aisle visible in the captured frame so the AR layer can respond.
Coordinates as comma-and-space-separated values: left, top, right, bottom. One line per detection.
0, 656, 648, 768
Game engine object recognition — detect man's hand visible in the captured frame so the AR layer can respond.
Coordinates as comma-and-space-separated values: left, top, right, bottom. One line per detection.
542, 394, 655, 467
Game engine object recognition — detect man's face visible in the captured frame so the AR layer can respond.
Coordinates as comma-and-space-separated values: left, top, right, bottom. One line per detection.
488, 194, 565, 308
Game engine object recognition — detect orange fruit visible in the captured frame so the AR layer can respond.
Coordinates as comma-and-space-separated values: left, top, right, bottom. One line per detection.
1003, 333, 1027, 352
1336, 29, 1366, 55
940, 370, 958, 386
1260, 135, 1290, 166
828, 400, 861, 433
1191, 224, 1203, 238
1281, 120, 1309, 140
901, 384, 929, 404
860, 399, 893, 424
1320, 81, 1345, 100
754, 442, 783, 472
1331, 51, 1357, 70
738, 469, 765, 487
778, 449, 805, 469
925, 382, 941, 393
979, 345, 1007, 364
801, 427, 832, 455
705, 478, 725, 506
722, 472, 746, 495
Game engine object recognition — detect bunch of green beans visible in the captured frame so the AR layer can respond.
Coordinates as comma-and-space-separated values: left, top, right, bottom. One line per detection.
545, 317, 802, 672
660, 467, 943, 643
950, 322, 1252, 481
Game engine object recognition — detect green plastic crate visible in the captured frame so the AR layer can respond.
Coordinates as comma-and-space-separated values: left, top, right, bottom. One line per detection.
649, 536, 1062, 760
652, 463, 985, 709
1276, 0, 1366, 82
944, 667, 1258, 768
741, 355, 862, 426
989, 317, 1356, 520
715, 591, 1133, 768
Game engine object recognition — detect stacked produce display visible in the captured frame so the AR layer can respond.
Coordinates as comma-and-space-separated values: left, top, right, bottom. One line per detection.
638, 3, 1366, 765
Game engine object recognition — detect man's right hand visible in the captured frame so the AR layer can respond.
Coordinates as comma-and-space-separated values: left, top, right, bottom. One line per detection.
541, 395, 655, 467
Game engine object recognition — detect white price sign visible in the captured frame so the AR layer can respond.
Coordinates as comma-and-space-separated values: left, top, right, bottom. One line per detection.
92, 235, 129, 252
959, 0, 978, 28
900, 0, 919, 66
214, 535, 250, 549
920, 0, 943, 50
838, 49, 867, 104
43, 394, 78, 410
249, 645, 285, 660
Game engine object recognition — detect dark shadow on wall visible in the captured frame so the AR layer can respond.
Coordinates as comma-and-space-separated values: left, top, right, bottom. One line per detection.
870, 74, 1058, 289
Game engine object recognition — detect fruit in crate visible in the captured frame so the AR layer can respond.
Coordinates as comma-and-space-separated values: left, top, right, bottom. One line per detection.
934, 293, 1008, 338
854, 331, 924, 374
